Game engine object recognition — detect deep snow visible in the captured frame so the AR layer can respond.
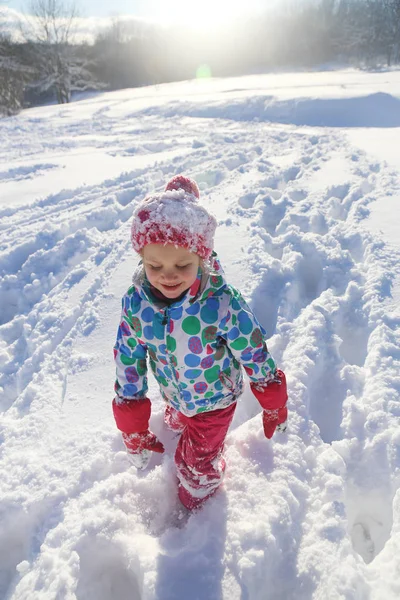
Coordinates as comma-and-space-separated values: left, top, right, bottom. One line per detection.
0, 69, 399, 600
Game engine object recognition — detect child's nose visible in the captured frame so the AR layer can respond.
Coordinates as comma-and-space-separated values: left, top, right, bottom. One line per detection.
162, 268, 179, 281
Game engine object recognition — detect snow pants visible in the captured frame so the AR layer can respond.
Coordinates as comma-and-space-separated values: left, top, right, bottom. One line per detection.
165, 403, 236, 510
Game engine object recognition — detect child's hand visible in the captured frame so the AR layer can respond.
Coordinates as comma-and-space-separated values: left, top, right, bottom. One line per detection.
250, 369, 288, 439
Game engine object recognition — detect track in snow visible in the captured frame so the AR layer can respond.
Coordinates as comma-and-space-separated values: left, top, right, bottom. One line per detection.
1, 81, 400, 600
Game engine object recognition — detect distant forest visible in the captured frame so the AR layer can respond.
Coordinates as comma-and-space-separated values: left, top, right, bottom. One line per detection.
1, 0, 400, 116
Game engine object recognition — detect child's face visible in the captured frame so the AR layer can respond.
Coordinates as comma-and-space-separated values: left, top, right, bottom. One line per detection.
142, 244, 201, 299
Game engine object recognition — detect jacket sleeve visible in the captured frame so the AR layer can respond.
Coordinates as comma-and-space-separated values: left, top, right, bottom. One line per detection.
220, 286, 277, 384
113, 291, 149, 404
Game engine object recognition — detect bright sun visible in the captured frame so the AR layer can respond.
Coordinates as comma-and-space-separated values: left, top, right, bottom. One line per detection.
155, 0, 260, 30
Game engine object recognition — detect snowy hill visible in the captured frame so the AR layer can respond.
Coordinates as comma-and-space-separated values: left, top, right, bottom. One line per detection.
0, 69, 400, 600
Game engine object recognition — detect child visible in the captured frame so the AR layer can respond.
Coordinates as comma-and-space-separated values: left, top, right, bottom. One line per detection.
113, 175, 288, 510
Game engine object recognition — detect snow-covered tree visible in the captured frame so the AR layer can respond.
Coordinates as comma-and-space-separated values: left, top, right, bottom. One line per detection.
21, 0, 100, 103
0, 33, 32, 116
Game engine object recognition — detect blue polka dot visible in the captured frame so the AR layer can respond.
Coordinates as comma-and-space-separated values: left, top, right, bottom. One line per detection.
214, 380, 223, 391
186, 402, 195, 410
227, 327, 240, 340
130, 294, 142, 314
123, 384, 137, 396
153, 315, 164, 340
185, 354, 201, 367
141, 307, 155, 322
231, 297, 241, 311
186, 302, 200, 315
159, 344, 167, 355
182, 390, 192, 401
195, 398, 208, 406
223, 357, 231, 370
184, 369, 202, 379
170, 306, 183, 320
206, 297, 219, 311
219, 313, 231, 329
132, 345, 146, 359
143, 325, 154, 340
200, 305, 218, 324
120, 344, 130, 357
238, 310, 253, 335
164, 366, 172, 379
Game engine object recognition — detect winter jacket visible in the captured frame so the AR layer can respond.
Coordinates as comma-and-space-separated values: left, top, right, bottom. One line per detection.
114, 254, 277, 417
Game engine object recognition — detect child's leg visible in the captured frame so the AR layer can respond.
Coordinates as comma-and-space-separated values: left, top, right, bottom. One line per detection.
174, 403, 236, 510
164, 405, 186, 433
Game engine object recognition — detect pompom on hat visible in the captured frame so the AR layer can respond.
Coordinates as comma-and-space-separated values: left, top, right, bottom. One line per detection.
131, 175, 217, 260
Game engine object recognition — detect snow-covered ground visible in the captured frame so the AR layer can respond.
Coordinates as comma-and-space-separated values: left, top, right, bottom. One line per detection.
0, 69, 399, 600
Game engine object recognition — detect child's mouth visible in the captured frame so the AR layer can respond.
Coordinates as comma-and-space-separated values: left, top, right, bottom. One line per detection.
161, 283, 181, 291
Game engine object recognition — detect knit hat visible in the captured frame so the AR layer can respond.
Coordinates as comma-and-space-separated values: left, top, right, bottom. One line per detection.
131, 176, 217, 260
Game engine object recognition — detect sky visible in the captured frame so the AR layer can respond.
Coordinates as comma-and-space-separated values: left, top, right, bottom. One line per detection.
4, 0, 266, 24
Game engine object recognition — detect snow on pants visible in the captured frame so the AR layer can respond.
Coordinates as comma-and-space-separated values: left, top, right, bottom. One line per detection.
173, 403, 236, 510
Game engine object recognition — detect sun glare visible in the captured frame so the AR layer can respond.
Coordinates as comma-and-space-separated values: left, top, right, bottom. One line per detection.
155, 0, 259, 30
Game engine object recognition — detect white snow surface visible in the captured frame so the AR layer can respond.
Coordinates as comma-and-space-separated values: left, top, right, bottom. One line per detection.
0, 69, 399, 600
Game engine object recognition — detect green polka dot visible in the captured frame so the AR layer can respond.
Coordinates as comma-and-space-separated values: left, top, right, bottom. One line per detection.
210, 275, 223, 287
231, 337, 248, 351
127, 285, 135, 295
158, 376, 168, 387
204, 365, 220, 384
250, 328, 263, 348
182, 316, 201, 335
202, 326, 217, 346
120, 355, 136, 366
127, 338, 137, 349
267, 358, 276, 371
137, 359, 147, 376
131, 316, 142, 337
166, 335, 176, 352
205, 391, 214, 398
231, 314, 237, 326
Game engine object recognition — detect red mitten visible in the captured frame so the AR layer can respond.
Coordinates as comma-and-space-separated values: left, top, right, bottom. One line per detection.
250, 369, 288, 439
122, 430, 164, 454
113, 397, 164, 468
262, 405, 288, 439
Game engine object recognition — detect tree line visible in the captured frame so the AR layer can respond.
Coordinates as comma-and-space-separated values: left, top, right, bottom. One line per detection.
1, 0, 400, 117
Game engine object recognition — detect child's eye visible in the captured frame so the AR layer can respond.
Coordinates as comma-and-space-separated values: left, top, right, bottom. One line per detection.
149, 265, 161, 271
177, 264, 191, 270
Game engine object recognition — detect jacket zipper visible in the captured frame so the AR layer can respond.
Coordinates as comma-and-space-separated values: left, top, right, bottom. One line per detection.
162, 308, 180, 389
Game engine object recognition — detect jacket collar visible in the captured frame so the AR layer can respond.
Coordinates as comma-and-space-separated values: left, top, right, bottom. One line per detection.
132, 252, 227, 310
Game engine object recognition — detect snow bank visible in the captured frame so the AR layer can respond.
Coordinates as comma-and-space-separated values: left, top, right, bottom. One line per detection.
0, 69, 399, 599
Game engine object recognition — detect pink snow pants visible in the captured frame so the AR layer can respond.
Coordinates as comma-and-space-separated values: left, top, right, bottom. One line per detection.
166, 403, 236, 510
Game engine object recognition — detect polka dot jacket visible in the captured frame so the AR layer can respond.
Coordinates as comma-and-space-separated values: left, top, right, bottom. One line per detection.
114, 254, 277, 417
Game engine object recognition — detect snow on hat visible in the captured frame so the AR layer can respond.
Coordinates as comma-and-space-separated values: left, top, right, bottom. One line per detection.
131, 175, 217, 260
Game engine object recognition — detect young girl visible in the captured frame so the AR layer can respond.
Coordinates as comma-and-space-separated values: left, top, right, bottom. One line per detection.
113, 175, 288, 510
